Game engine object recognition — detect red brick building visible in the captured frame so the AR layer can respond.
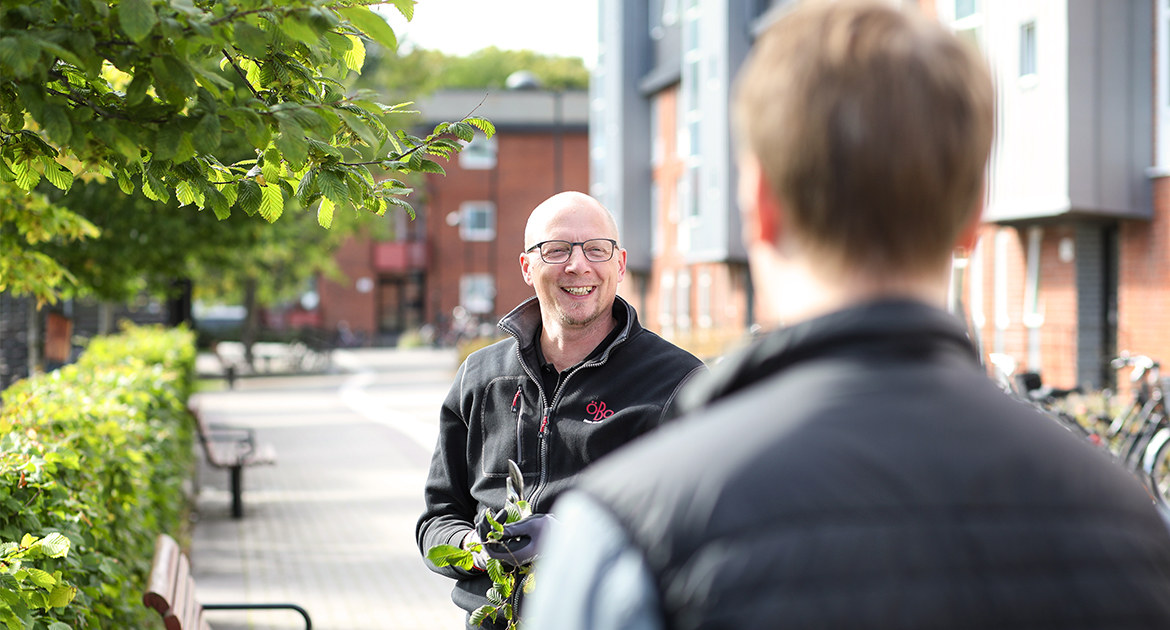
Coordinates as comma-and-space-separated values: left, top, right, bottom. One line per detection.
316, 88, 589, 344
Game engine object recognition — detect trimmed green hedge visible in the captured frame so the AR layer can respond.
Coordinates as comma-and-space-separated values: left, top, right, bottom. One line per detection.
1, 324, 196, 630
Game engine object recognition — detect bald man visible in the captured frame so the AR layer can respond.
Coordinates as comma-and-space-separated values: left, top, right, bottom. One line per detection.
416, 192, 705, 629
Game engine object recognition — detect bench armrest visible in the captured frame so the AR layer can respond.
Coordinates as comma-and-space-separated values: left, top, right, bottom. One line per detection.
203, 603, 312, 630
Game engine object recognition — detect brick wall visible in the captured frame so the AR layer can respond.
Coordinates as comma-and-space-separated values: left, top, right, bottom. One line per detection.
426, 129, 590, 333
640, 86, 751, 359
1037, 225, 1078, 388
319, 235, 378, 341
1118, 177, 1170, 368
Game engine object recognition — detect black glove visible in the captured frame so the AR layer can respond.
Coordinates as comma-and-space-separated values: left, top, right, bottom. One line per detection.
476, 512, 554, 567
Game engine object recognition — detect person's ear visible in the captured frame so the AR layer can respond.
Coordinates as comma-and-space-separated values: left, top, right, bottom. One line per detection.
739, 153, 783, 248
520, 251, 535, 287
615, 247, 626, 282
954, 183, 986, 256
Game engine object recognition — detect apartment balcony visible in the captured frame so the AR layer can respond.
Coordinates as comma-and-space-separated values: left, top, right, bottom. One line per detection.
373, 241, 427, 273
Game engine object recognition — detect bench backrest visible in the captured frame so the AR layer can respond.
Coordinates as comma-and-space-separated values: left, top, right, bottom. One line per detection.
144, 534, 211, 630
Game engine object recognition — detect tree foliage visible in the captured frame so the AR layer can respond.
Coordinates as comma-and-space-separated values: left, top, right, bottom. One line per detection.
360, 45, 590, 99
0, 0, 495, 304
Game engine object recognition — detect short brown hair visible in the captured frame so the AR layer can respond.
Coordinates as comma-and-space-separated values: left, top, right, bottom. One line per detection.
733, 0, 994, 273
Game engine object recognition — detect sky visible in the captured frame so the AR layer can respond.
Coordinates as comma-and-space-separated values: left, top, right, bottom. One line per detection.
375, 0, 599, 67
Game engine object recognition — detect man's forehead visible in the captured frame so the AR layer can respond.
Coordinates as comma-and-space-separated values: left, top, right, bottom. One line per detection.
526, 196, 619, 244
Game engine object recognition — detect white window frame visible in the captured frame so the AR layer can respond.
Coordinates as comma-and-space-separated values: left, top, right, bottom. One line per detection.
459, 201, 496, 242
1019, 20, 1037, 82
1156, 0, 1170, 174
460, 274, 495, 315
1023, 227, 1044, 371
458, 133, 498, 170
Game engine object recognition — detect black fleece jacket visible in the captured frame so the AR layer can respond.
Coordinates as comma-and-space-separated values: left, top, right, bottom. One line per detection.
416, 295, 705, 616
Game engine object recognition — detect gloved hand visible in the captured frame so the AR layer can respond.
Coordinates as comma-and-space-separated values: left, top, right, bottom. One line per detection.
477, 513, 555, 568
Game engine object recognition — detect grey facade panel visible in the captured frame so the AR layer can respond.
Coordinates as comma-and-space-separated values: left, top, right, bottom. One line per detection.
1074, 223, 1104, 388
594, 0, 654, 272
1067, 0, 1153, 219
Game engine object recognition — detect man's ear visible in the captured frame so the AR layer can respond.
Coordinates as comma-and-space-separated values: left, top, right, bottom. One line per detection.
520, 252, 535, 287
954, 184, 986, 256
738, 153, 783, 248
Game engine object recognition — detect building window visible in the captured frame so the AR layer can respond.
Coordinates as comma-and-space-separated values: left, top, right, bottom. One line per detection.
458, 132, 497, 170
955, 0, 977, 20
950, 0, 984, 53
1019, 21, 1037, 79
459, 201, 495, 241
460, 274, 495, 315
1023, 227, 1044, 370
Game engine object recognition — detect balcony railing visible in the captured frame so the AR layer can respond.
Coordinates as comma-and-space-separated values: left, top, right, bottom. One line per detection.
373, 241, 428, 273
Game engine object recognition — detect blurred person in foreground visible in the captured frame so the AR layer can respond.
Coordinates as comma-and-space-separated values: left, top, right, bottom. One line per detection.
526, 2, 1170, 629
416, 191, 706, 629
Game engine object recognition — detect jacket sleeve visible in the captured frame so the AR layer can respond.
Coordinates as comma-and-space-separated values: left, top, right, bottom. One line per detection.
416, 360, 481, 580
525, 491, 665, 630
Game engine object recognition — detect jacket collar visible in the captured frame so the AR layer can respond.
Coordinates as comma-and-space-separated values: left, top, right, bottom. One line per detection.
680, 299, 979, 412
498, 295, 641, 363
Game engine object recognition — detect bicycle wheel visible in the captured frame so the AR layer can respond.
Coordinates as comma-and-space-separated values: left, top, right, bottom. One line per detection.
1143, 427, 1170, 501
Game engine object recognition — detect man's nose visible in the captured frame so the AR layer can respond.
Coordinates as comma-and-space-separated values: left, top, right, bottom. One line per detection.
563, 244, 591, 271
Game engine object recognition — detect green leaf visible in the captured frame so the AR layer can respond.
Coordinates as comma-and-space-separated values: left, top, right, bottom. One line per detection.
175, 180, 197, 206
258, 183, 283, 223
275, 120, 307, 170
24, 568, 55, 589
486, 558, 506, 584
126, 71, 151, 106
261, 148, 281, 185
466, 117, 496, 139
39, 158, 73, 192
117, 168, 135, 194
119, 0, 159, 43
14, 160, 41, 191
0, 35, 43, 78
47, 585, 75, 609
205, 185, 231, 220
316, 196, 334, 229
40, 105, 72, 146
337, 110, 378, 148
450, 121, 475, 142
343, 35, 365, 73
279, 16, 319, 46
237, 179, 262, 216
469, 605, 497, 627
338, 6, 397, 52
317, 170, 347, 204
191, 114, 221, 154
233, 22, 270, 58
389, 0, 415, 21
425, 544, 474, 570
486, 586, 506, 606
47, 621, 72, 630
415, 159, 445, 175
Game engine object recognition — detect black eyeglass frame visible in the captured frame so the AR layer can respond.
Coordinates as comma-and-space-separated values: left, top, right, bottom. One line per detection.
524, 238, 619, 264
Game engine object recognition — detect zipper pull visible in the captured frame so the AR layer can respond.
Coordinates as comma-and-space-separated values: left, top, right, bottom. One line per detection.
539, 407, 551, 438
511, 385, 522, 413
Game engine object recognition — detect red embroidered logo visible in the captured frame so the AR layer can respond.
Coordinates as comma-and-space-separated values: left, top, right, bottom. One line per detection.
585, 400, 615, 423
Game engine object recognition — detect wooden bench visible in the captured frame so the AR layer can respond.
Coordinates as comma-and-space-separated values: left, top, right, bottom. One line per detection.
144, 534, 311, 630
189, 404, 277, 519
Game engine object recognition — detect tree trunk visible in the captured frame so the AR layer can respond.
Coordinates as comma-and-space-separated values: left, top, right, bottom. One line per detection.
242, 277, 258, 369
27, 301, 39, 376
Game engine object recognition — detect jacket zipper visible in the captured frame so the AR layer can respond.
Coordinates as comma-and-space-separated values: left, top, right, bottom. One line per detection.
506, 314, 632, 509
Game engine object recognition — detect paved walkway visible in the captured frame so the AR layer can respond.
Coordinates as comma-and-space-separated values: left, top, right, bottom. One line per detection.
189, 348, 466, 630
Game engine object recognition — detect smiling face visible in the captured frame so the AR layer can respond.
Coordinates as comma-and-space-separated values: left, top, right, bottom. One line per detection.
520, 193, 627, 335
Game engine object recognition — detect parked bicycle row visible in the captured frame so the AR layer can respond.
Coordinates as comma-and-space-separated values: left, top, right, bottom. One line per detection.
991, 351, 1170, 507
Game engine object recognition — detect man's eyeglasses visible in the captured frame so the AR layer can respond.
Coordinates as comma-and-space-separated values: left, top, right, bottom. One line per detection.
525, 239, 617, 264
